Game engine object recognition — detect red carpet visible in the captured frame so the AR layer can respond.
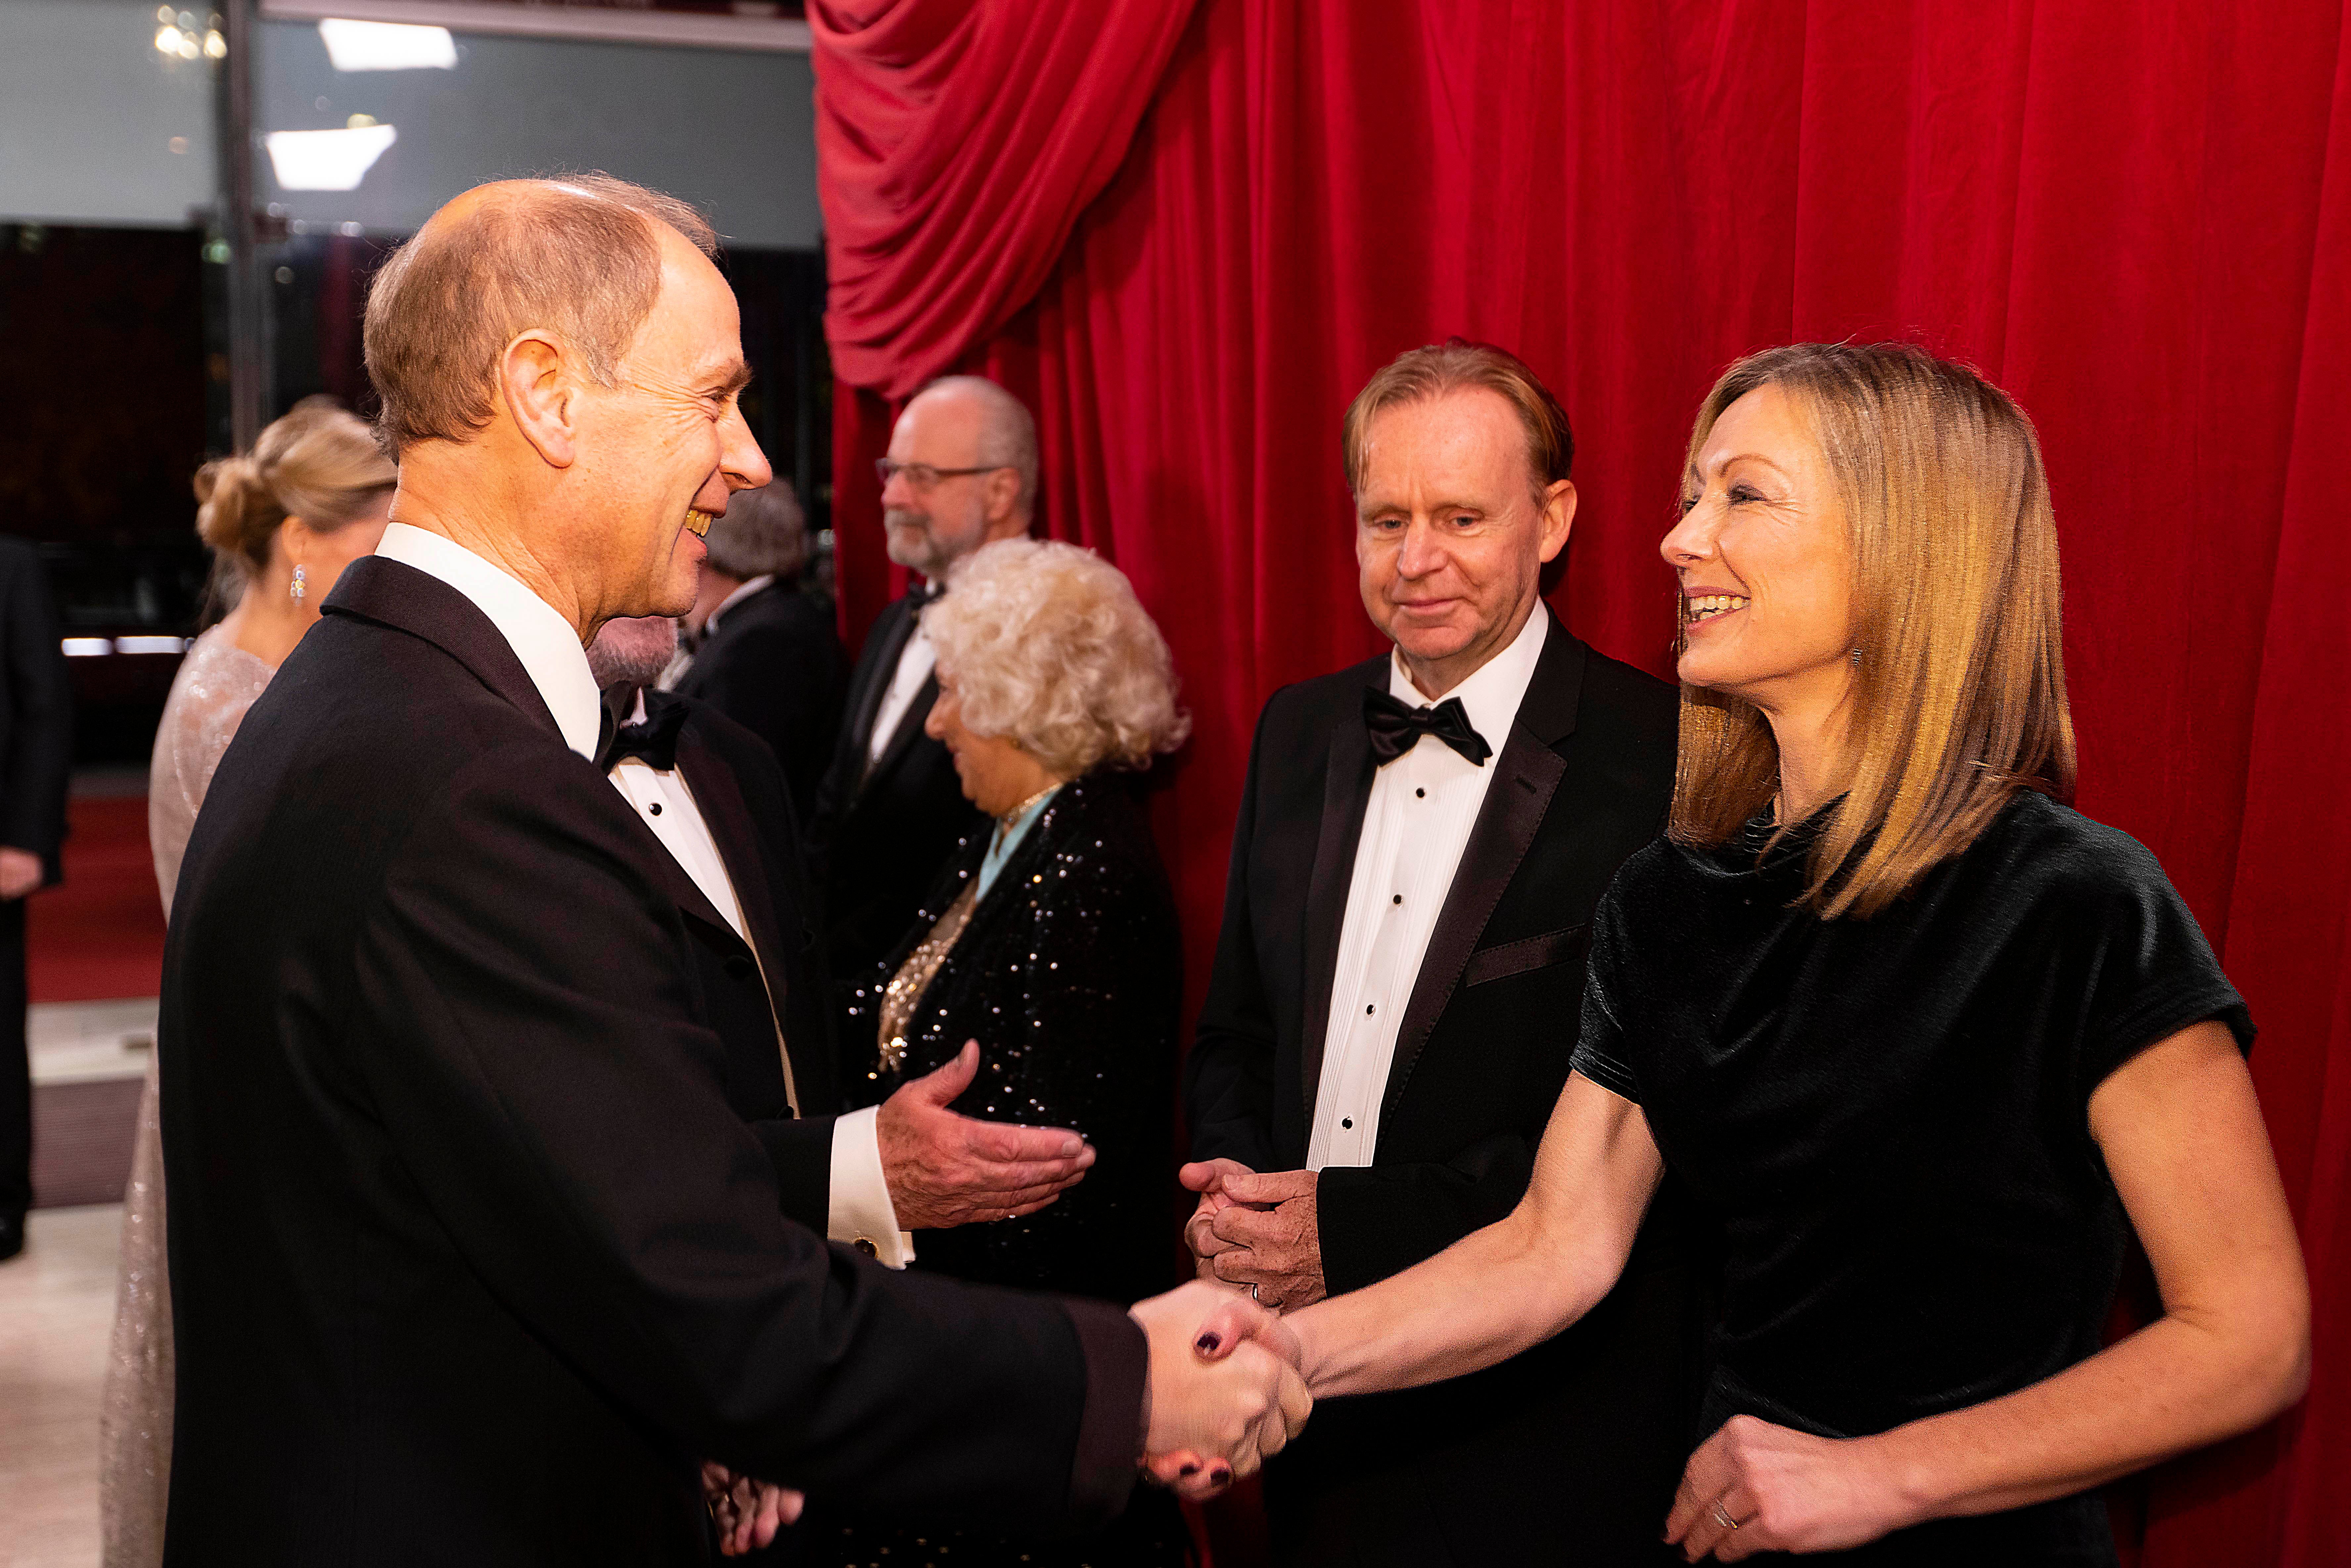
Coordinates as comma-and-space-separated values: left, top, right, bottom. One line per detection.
31, 795, 166, 1003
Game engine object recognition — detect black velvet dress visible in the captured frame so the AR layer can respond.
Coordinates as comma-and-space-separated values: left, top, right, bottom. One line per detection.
1570, 790, 2253, 1566
819, 773, 1189, 1568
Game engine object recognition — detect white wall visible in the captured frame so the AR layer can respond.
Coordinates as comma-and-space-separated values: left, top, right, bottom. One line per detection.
0, 0, 219, 227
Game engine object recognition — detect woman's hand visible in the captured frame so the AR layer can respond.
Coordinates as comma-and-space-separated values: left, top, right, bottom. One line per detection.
701, 1461, 804, 1556
1664, 1416, 1915, 1562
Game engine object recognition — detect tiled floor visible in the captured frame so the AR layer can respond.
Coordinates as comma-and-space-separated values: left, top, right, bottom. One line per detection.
0, 1203, 118, 1567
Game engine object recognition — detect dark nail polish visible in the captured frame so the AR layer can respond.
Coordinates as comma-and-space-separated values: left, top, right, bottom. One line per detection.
1195, 1333, 1221, 1353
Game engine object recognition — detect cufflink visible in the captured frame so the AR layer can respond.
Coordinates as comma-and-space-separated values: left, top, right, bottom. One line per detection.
852, 1237, 879, 1258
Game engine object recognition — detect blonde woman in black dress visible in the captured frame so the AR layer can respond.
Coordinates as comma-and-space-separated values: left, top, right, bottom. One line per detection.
1183, 344, 2308, 1565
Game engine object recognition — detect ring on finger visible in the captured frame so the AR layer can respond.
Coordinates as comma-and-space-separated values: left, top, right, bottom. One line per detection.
1710, 1499, 1747, 1531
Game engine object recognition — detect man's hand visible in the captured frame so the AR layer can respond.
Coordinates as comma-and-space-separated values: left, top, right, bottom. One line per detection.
0, 848, 42, 901
1204, 1168, 1325, 1312
876, 1040, 1094, 1229
700, 1462, 804, 1556
1131, 1280, 1310, 1500
1178, 1158, 1258, 1282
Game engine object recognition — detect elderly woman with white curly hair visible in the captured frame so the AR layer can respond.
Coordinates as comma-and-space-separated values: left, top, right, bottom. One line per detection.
828, 537, 1191, 1568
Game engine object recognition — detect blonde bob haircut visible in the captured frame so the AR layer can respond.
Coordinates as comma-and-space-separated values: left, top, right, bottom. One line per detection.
922, 539, 1190, 779
1670, 342, 2076, 919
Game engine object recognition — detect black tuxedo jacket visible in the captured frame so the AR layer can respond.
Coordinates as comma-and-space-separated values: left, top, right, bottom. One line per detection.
807, 587, 986, 984
670, 581, 846, 822
0, 537, 70, 880
611, 685, 843, 1228
158, 558, 1144, 1567
1186, 608, 1712, 1565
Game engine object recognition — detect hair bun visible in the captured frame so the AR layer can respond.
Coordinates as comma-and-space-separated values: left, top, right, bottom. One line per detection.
193, 453, 282, 562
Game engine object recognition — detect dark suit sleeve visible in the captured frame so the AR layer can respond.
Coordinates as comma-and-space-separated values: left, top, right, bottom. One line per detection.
748, 1114, 835, 1231
0, 550, 71, 875
351, 748, 1142, 1528
1183, 699, 1281, 1172
1314, 1129, 1543, 1296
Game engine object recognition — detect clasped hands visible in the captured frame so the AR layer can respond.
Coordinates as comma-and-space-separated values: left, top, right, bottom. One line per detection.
1180, 1157, 1326, 1312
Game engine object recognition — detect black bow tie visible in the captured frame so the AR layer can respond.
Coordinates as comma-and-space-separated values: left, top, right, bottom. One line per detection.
1363, 687, 1491, 767
596, 687, 690, 773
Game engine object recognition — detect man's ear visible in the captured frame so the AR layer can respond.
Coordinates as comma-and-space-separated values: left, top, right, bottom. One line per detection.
981, 465, 1022, 524
1538, 479, 1578, 563
499, 332, 578, 469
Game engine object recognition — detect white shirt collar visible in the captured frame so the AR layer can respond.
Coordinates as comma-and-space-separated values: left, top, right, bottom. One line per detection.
1386, 599, 1551, 748
707, 574, 776, 632
374, 522, 603, 761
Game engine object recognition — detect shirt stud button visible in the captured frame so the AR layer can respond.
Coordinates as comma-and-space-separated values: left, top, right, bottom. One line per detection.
1415, 787, 1426, 799
1365, 1004, 1375, 1015
648, 803, 663, 816
1391, 894, 1402, 905
1341, 1117, 1354, 1130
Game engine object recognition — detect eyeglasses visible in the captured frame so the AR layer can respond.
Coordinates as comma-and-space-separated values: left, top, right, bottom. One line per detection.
875, 459, 1011, 492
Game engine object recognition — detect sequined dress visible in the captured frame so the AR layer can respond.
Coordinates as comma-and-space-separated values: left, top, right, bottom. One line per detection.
829, 772, 1188, 1568
99, 627, 274, 1568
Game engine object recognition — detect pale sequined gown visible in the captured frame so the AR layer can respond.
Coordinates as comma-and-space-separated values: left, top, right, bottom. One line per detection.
99, 627, 273, 1568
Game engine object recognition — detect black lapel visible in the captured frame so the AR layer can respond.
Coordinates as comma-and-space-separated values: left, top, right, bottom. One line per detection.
322, 557, 566, 745
863, 667, 940, 788
1298, 662, 1385, 1115
1380, 611, 1587, 1126
671, 714, 796, 992
845, 592, 921, 757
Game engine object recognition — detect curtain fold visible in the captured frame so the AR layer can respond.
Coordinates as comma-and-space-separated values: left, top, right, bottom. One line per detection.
811, 0, 1199, 398
817, 4, 2351, 1563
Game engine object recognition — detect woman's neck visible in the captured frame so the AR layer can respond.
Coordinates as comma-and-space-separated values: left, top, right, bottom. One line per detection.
218, 571, 317, 669
1763, 699, 1852, 825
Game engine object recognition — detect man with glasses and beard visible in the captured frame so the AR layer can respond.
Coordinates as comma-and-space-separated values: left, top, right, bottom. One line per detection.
808, 376, 1036, 1006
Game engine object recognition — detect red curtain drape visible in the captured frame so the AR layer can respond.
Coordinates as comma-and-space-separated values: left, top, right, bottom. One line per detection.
817, 4, 2351, 1564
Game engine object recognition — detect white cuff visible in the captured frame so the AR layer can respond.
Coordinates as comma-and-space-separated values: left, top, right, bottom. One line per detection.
827, 1105, 914, 1268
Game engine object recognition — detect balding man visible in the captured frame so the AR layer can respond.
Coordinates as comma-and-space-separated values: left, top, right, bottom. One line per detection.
156, 176, 1302, 1566
808, 375, 1034, 996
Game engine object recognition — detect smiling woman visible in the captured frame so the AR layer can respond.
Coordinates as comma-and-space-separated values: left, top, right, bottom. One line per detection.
1663, 345, 2075, 918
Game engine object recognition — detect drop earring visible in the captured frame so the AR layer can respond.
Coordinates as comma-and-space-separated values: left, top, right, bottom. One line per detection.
290, 564, 307, 605
1850, 645, 1863, 664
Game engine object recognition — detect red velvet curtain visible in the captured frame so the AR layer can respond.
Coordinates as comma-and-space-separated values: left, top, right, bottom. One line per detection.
817, 4, 2351, 1564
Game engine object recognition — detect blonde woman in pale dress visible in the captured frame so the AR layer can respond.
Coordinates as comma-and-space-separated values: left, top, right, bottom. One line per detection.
100, 398, 393, 1566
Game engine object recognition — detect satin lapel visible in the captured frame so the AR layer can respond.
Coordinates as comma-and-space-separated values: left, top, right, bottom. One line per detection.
863, 667, 940, 789
1379, 615, 1586, 1127
675, 726, 793, 988
846, 595, 916, 752
1299, 695, 1378, 1116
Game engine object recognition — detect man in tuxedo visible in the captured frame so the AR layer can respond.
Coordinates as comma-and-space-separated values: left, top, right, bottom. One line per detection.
589, 613, 1095, 1270
0, 536, 69, 1262
807, 376, 1031, 994
159, 175, 1302, 1567
667, 483, 845, 818
1182, 342, 1710, 1564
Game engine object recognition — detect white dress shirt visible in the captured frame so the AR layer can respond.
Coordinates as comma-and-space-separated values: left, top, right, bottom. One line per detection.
866, 613, 937, 769
375, 525, 908, 1264
1306, 606, 1550, 1171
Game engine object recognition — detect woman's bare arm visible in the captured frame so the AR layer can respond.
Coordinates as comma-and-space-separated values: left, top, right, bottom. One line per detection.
1284, 1070, 1665, 1400
1671, 1020, 2311, 1561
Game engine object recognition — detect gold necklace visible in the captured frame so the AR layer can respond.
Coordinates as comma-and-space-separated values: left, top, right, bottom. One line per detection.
996, 782, 1059, 832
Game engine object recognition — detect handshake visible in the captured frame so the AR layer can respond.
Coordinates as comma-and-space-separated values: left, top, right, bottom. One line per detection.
705, 1281, 1309, 1555
1132, 1278, 1312, 1498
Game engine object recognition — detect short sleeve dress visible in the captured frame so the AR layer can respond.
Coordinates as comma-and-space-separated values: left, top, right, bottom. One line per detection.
1570, 789, 2253, 1567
